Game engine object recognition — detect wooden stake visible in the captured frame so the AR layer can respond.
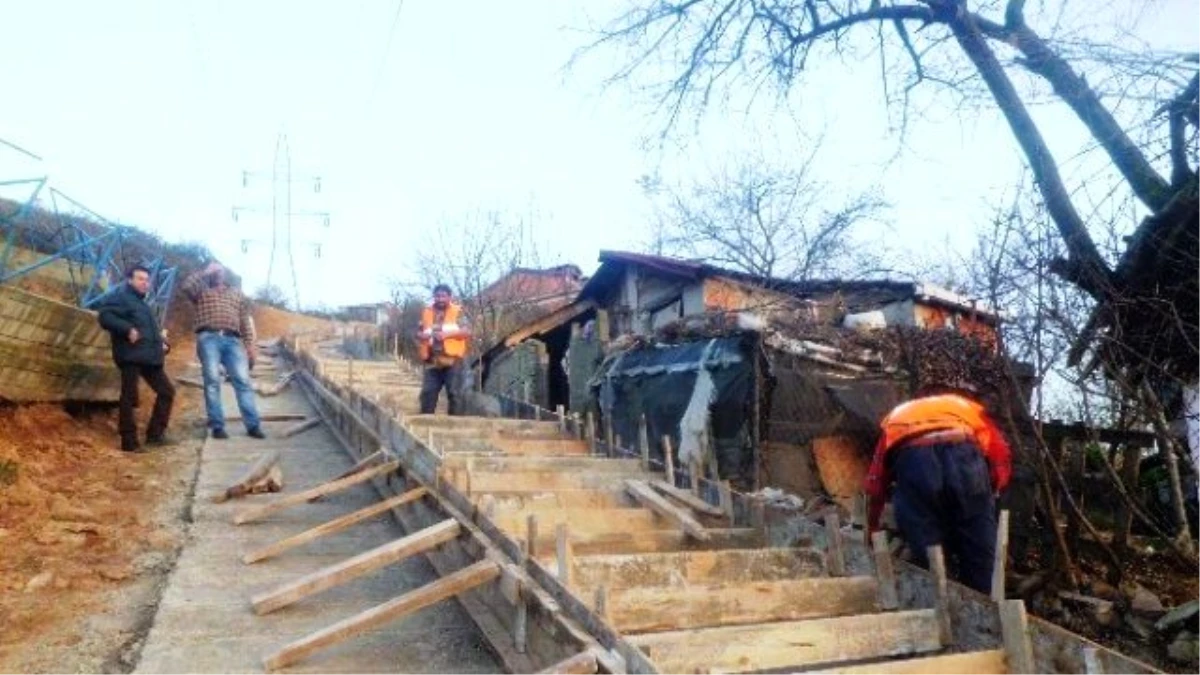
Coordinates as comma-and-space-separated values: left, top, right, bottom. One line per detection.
556, 405, 566, 433
662, 435, 676, 486
998, 599, 1035, 674
586, 412, 597, 454
262, 560, 499, 671
992, 509, 1010, 602
928, 544, 954, 648
637, 415, 650, 471
604, 415, 615, 457
824, 511, 846, 576
594, 584, 609, 623
1082, 645, 1103, 674
526, 514, 539, 559
574, 413, 584, 440
689, 458, 702, 497
537, 650, 599, 675
244, 487, 428, 564
251, 519, 460, 615
478, 494, 496, 520
871, 530, 899, 610
556, 523, 571, 584
718, 480, 734, 521
234, 460, 400, 525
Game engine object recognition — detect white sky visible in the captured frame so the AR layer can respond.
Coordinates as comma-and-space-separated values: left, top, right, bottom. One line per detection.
0, 0, 1196, 309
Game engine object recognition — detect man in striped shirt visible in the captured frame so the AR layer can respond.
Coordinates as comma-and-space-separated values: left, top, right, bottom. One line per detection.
183, 262, 265, 439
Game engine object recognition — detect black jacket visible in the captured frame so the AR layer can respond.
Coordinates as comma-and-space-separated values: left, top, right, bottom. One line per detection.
97, 283, 166, 367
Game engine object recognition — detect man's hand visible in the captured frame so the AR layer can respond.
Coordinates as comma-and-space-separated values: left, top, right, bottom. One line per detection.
128, 328, 141, 344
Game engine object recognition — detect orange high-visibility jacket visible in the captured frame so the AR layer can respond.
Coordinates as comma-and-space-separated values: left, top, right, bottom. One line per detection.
864, 393, 1012, 532
418, 303, 467, 362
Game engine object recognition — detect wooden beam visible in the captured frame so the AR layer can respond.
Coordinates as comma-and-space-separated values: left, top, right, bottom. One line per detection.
928, 545, 953, 647
455, 469, 649, 494
492, 508, 663, 537
824, 649, 1008, 674
992, 509, 1010, 602
281, 416, 322, 438
871, 530, 899, 610
478, 489, 634, 511
251, 519, 460, 615
999, 599, 1035, 674
234, 460, 400, 525
537, 650, 599, 675
608, 576, 879, 633
661, 435, 676, 485
628, 609, 942, 673
571, 548, 825, 592
227, 412, 307, 422
625, 480, 710, 541
556, 523, 571, 584
536, 528, 759, 559
638, 415, 650, 471
243, 487, 428, 564
310, 449, 384, 501
262, 559, 499, 671
647, 479, 725, 516
211, 451, 281, 503
443, 456, 644, 474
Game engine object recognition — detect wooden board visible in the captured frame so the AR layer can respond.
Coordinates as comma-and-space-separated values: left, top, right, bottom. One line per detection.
570, 547, 826, 592
491, 438, 591, 456
629, 609, 942, 673
452, 469, 652, 493
562, 528, 759, 557
444, 456, 644, 474
609, 576, 879, 633
243, 487, 428, 564
492, 508, 663, 536
476, 489, 636, 511
234, 460, 401, 525
251, 519, 460, 615
263, 559, 500, 671
820, 648, 1008, 674
647, 479, 725, 517
624, 480, 710, 540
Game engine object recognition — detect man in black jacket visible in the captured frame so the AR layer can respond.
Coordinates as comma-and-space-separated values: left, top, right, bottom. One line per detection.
97, 264, 176, 452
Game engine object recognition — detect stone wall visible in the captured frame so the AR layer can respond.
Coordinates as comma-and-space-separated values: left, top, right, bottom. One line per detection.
484, 340, 546, 405
0, 286, 120, 402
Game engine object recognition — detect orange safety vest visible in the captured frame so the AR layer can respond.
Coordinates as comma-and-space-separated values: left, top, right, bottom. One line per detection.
418, 303, 467, 362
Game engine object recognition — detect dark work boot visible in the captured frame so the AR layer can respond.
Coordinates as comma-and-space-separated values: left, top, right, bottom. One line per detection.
121, 437, 145, 453
247, 427, 267, 439
211, 427, 229, 440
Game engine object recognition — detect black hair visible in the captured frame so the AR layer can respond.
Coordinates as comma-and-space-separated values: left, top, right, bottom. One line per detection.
126, 263, 152, 279
432, 283, 453, 295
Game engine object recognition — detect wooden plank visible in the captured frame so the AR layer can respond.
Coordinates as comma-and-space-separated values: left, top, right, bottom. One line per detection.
571, 548, 826, 592
629, 609, 942, 673
492, 438, 590, 456
871, 530, 899, 610
537, 650, 599, 675
281, 416, 322, 438
625, 480, 709, 541
262, 559, 500, 671
648, 478, 725, 517
243, 487, 428, 564
820, 648, 1008, 674
454, 469, 650, 494
661, 436, 676, 485
992, 509, 1010, 602
443, 456, 644, 474
561, 528, 758, 557
928, 544, 953, 647
609, 576, 879, 633
211, 451, 281, 503
233, 460, 401, 525
492, 508, 663, 536
481, 489, 635, 511
227, 412, 308, 422
638, 415, 650, 471
1000, 599, 1035, 674
556, 523, 571, 583
251, 519, 460, 615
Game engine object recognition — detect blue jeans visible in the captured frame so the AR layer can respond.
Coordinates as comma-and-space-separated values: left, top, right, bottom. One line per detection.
197, 332, 261, 431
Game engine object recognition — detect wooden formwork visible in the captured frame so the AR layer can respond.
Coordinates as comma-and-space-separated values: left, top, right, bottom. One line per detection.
234, 338, 1159, 674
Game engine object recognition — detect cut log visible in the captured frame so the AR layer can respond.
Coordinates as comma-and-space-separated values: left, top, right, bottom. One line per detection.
625, 480, 710, 541
251, 519, 460, 615
211, 451, 281, 503
234, 459, 400, 525
243, 487, 428, 564
281, 417, 322, 438
609, 576, 879, 633
648, 479, 725, 517
262, 559, 499, 671
628, 609, 942, 673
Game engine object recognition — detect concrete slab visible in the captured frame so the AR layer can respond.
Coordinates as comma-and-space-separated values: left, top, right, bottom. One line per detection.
134, 381, 498, 674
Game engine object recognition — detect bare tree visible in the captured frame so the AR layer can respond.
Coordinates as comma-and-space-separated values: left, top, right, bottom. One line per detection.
640, 155, 887, 280
399, 208, 550, 352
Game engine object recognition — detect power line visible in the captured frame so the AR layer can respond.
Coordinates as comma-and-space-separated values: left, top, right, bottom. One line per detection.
366, 0, 407, 110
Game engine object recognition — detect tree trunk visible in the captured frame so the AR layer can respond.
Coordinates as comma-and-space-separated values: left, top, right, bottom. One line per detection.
1139, 382, 1195, 547
1114, 444, 1142, 553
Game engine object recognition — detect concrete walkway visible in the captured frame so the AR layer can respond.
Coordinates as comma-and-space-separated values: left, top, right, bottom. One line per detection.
135, 364, 498, 673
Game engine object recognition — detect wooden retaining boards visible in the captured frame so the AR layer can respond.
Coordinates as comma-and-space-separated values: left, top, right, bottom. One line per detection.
628, 609, 943, 673
293, 366, 645, 673
818, 649, 1008, 674
477, 490, 637, 511
233, 460, 401, 525
624, 480, 710, 540
569, 548, 827, 592
491, 508, 663, 536
608, 576, 880, 634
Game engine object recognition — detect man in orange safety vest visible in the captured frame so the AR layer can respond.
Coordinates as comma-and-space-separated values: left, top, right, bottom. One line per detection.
415, 284, 472, 415
864, 382, 1012, 593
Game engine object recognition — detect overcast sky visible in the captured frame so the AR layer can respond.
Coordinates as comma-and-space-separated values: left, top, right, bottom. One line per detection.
0, 0, 1196, 309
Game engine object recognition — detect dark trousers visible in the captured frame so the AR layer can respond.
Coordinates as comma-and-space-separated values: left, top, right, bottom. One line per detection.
419, 361, 463, 415
119, 364, 176, 444
891, 441, 997, 593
